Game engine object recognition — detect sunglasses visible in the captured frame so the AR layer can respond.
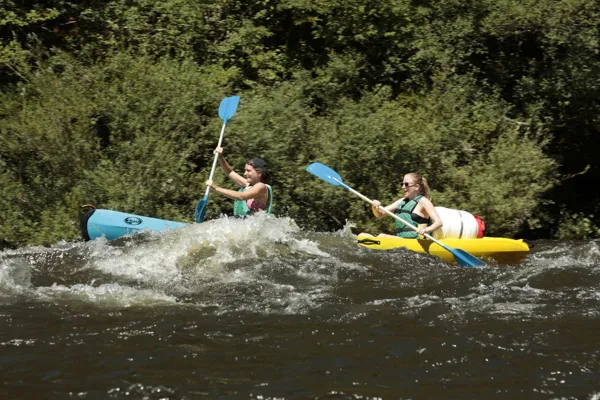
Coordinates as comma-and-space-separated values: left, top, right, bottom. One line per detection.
401, 182, 417, 187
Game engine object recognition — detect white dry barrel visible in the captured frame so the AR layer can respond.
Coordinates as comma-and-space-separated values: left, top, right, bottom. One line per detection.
432, 207, 480, 239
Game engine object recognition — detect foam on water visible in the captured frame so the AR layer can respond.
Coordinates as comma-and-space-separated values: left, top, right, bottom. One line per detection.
2, 227, 600, 319
35, 282, 178, 306
3, 230, 600, 398
0, 215, 366, 313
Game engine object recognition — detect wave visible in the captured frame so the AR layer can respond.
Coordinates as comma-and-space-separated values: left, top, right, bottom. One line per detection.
1, 219, 600, 320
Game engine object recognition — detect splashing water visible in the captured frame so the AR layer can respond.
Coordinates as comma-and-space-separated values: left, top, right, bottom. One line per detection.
1, 218, 600, 399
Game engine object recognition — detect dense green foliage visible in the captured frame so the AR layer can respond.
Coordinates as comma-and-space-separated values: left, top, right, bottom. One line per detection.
1, 0, 599, 248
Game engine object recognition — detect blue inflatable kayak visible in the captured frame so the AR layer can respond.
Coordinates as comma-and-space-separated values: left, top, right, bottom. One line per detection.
81, 208, 188, 241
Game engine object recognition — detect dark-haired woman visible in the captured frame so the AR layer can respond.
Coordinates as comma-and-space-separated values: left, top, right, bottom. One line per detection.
205, 147, 273, 216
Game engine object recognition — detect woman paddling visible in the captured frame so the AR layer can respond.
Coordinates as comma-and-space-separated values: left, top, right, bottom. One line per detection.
360, 172, 442, 238
205, 147, 273, 217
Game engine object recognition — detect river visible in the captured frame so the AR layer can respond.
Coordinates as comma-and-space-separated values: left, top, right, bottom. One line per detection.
1, 215, 599, 399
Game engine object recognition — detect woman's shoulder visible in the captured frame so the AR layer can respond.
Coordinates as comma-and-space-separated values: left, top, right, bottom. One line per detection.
416, 196, 434, 207
253, 181, 268, 189
251, 182, 270, 194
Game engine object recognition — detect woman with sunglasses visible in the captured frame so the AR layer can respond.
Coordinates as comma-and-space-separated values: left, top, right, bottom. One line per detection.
205, 147, 273, 217
361, 172, 442, 238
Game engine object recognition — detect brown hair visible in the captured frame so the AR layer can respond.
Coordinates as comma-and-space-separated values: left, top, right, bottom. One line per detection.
248, 158, 272, 184
404, 172, 431, 200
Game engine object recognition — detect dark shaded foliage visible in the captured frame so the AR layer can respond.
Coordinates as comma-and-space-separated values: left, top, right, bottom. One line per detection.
1, 0, 599, 247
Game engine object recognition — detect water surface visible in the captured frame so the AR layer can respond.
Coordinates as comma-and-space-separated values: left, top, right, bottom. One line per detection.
1, 215, 599, 399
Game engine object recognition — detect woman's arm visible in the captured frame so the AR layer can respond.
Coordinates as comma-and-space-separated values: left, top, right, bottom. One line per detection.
416, 198, 443, 235
372, 199, 402, 218
215, 147, 248, 188
207, 181, 266, 201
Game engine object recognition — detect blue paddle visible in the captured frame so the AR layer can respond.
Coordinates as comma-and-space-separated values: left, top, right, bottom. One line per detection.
305, 162, 487, 268
195, 96, 241, 222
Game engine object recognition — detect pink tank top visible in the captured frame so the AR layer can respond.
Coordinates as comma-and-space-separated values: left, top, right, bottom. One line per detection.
246, 199, 267, 212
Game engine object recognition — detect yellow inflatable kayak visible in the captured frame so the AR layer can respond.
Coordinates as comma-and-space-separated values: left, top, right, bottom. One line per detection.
357, 235, 530, 264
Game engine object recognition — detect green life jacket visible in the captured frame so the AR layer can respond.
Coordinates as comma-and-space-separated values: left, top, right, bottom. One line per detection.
233, 184, 273, 217
394, 195, 431, 238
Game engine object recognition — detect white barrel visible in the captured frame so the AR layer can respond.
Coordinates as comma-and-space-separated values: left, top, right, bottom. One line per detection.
432, 207, 479, 239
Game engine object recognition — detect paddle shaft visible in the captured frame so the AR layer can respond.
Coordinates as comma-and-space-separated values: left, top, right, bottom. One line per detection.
202, 122, 227, 197
305, 162, 486, 267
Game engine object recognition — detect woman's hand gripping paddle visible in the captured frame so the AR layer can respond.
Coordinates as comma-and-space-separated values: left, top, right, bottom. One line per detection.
194, 96, 240, 222
305, 162, 487, 268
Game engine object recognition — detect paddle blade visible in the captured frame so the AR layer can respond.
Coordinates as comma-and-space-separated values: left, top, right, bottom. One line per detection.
306, 162, 345, 187
194, 194, 209, 223
452, 249, 487, 268
218, 96, 240, 123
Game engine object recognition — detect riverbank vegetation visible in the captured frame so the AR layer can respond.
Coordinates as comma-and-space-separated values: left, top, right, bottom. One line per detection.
1, 0, 599, 247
